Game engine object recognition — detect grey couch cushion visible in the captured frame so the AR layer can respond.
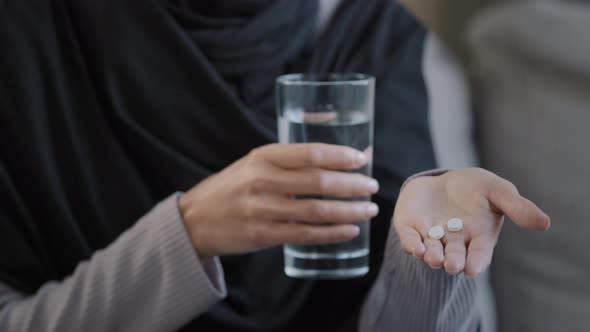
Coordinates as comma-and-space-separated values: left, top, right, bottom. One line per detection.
469, 1, 590, 331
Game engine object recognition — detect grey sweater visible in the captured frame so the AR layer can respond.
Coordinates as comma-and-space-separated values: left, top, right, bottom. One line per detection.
0, 1, 481, 330
0, 172, 480, 331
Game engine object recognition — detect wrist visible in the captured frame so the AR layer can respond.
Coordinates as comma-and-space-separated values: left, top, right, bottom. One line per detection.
178, 192, 214, 260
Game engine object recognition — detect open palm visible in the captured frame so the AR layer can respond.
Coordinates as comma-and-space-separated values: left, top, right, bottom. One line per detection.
393, 168, 550, 277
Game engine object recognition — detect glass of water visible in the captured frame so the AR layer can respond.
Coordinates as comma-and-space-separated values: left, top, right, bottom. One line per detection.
276, 73, 375, 279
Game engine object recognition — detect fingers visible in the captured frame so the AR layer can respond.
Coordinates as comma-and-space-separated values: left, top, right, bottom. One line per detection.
396, 224, 426, 258
249, 196, 379, 224
487, 176, 551, 231
266, 222, 361, 245
256, 168, 379, 197
398, 220, 467, 274
423, 238, 445, 269
465, 235, 496, 277
395, 218, 444, 268
254, 143, 369, 170
442, 234, 467, 275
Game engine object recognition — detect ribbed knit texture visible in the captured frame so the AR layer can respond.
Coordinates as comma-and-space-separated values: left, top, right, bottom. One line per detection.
359, 231, 479, 332
359, 169, 480, 331
402, 169, 449, 188
0, 194, 226, 332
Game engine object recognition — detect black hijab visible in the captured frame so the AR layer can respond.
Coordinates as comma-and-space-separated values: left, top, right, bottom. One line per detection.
0, 0, 435, 331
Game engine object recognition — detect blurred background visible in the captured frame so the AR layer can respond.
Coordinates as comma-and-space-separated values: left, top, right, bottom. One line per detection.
403, 0, 590, 331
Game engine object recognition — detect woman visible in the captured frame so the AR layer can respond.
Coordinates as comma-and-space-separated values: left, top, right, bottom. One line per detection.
0, 0, 549, 331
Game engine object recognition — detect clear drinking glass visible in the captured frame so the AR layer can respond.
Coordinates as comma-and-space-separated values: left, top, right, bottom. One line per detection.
276, 73, 375, 279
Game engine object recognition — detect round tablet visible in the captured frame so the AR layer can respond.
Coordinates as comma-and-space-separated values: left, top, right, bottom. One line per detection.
447, 218, 464, 232
428, 225, 445, 240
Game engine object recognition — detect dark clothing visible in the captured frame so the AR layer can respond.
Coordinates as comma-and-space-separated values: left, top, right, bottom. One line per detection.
0, 0, 435, 330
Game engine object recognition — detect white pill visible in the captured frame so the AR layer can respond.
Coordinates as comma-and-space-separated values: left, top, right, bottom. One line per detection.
447, 218, 464, 232
428, 225, 445, 240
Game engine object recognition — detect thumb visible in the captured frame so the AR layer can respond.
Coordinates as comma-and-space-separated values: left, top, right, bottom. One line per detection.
487, 176, 551, 231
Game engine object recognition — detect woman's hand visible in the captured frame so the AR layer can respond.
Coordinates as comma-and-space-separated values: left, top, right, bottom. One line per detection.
394, 168, 550, 277
179, 143, 379, 258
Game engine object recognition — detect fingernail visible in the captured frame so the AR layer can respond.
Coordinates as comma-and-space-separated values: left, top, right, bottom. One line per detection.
465, 267, 481, 278
444, 262, 461, 275
355, 152, 367, 165
543, 214, 551, 231
346, 225, 360, 237
413, 244, 426, 256
366, 179, 379, 193
366, 203, 379, 217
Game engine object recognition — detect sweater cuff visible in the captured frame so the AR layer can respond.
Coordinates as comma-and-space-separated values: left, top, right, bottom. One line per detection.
130, 193, 227, 323
360, 231, 479, 331
154, 194, 227, 301
401, 169, 449, 192
0, 194, 227, 332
